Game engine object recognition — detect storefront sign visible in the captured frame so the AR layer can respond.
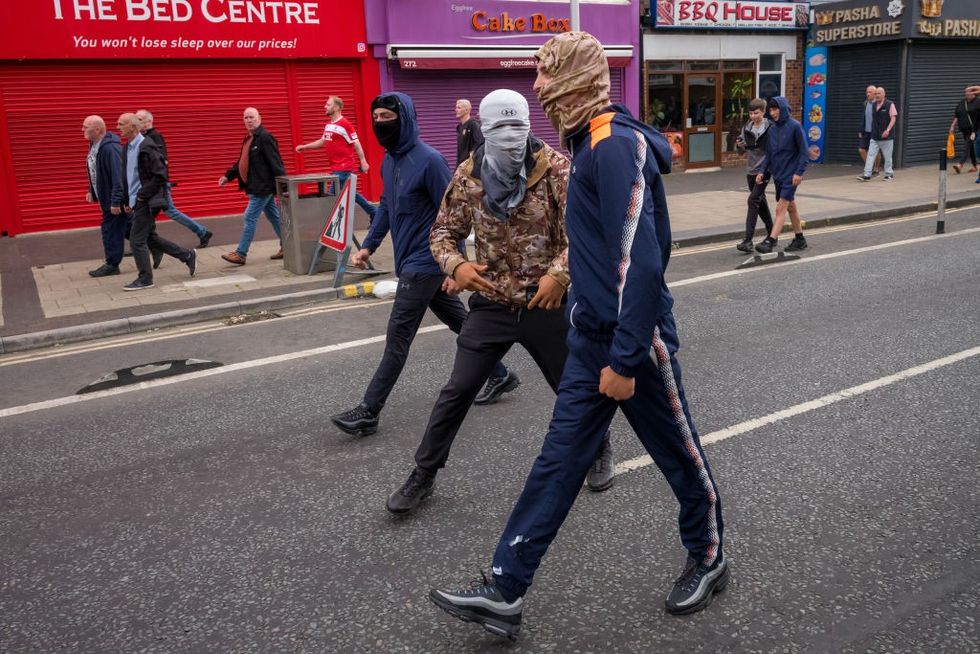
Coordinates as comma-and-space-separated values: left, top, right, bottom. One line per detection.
813, 0, 979, 44
470, 11, 570, 34
655, 0, 810, 30
0, 0, 366, 58
802, 46, 827, 163
398, 55, 632, 70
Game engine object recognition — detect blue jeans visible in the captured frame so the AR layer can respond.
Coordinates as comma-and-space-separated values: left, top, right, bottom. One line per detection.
334, 171, 377, 221
164, 183, 207, 237
237, 194, 281, 257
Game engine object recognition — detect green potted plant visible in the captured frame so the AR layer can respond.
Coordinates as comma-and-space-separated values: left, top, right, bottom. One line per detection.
725, 77, 753, 152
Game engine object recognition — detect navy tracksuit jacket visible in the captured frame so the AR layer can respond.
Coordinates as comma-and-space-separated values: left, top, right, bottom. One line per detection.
491, 105, 725, 598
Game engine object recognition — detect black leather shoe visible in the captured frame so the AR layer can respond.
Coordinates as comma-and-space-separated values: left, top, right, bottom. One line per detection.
386, 467, 436, 514
152, 248, 164, 269
88, 264, 120, 277
331, 403, 379, 436
198, 230, 213, 248
474, 370, 521, 406
586, 434, 615, 492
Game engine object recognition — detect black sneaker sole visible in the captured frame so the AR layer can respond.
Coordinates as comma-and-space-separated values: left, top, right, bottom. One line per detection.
331, 419, 378, 437
474, 376, 521, 406
385, 484, 434, 515
429, 590, 521, 641
586, 475, 616, 492
665, 565, 730, 616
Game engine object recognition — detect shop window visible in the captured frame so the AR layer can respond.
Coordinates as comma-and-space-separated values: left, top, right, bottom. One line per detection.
647, 72, 683, 130
649, 61, 683, 72
758, 53, 784, 100
688, 75, 717, 126
689, 61, 721, 72
724, 60, 755, 71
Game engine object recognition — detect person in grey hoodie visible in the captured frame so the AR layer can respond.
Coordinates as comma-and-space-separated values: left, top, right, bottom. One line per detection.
734, 98, 773, 253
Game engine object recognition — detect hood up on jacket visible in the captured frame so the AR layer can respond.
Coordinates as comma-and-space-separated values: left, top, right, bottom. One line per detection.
768, 96, 793, 126
373, 91, 420, 156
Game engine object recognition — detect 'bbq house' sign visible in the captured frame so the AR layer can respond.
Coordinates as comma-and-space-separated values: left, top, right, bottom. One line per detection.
655, 0, 810, 29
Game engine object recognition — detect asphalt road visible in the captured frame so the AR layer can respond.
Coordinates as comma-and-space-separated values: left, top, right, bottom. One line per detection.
1, 210, 978, 652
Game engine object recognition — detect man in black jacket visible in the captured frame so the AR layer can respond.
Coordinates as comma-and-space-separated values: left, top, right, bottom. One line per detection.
83, 115, 127, 277
117, 113, 197, 291
218, 107, 286, 265
948, 86, 980, 174
136, 109, 213, 248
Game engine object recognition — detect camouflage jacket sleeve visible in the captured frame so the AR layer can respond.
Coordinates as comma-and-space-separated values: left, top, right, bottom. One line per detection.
546, 150, 571, 288
430, 167, 472, 278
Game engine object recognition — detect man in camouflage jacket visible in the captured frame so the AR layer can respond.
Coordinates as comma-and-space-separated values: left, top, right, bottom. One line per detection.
386, 90, 615, 516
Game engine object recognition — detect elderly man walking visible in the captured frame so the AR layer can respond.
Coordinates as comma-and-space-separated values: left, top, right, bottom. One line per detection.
218, 107, 286, 265
136, 109, 213, 248
84, 115, 127, 277
857, 87, 897, 182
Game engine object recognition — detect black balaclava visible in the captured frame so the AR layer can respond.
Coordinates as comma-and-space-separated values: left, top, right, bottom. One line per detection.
371, 95, 402, 152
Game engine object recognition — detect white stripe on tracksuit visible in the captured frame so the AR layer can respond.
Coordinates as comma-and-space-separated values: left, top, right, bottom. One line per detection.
616, 129, 721, 567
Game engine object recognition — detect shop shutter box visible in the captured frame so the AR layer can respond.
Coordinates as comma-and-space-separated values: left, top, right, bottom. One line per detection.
390, 67, 625, 165
823, 42, 901, 165
0, 60, 358, 235
905, 41, 980, 166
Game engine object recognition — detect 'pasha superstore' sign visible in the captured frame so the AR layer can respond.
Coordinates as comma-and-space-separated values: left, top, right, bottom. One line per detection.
656, 0, 810, 29
0, 0, 366, 59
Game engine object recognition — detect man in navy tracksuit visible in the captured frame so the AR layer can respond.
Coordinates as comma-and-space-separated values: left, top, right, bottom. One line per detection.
330, 92, 512, 438
755, 96, 809, 253
430, 33, 728, 640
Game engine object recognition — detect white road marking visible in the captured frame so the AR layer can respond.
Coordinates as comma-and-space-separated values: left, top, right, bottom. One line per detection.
672, 225, 980, 288
614, 345, 980, 476
0, 325, 448, 419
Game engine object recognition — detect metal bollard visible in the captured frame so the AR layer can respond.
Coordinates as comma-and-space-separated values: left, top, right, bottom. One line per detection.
937, 149, 947, 234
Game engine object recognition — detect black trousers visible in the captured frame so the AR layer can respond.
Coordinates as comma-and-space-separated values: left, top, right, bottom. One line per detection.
414, 293, 569, 473
957, 128, 977, 167
744, 173, 773, 241
130, 203, 192, 283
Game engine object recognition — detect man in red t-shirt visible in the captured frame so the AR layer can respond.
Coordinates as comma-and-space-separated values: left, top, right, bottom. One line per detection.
297, 95, 377, 220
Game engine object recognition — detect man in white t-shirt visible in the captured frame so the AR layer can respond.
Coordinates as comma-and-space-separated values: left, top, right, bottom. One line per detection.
297, 95, 376, 221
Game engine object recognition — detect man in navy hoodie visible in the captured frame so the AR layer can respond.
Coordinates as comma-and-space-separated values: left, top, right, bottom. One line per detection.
755, 96, 808, 253
330, 92, 513, 437
430, 33, 728, 640
83, 115, 127, 278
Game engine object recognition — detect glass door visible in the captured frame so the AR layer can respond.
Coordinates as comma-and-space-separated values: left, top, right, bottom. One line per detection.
684, 74, 720, 168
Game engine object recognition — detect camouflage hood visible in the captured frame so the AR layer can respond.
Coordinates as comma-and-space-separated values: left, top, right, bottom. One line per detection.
534, 32, 610, 148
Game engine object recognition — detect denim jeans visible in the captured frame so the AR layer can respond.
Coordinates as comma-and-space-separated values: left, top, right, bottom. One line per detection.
236, 194, 282, 257
334, 171, 377, 221
864, 139, 894, 176
164, 183, 207, 237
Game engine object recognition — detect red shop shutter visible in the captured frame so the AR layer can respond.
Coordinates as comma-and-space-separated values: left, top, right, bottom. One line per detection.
0, 60, 360, 235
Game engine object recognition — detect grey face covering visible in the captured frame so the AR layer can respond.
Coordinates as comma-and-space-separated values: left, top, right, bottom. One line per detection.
479, 89, 531, 220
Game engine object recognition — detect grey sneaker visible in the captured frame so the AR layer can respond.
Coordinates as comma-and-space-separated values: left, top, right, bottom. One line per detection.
586, 434, 615, 492
474, 370, 521, 406
430, 572, 523, 641
665, 554, 729, 615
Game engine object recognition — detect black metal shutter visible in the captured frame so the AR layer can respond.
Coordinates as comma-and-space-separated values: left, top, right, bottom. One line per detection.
905, 41, 980, 166
390, 66, 625, 164
824, 42, 901, 165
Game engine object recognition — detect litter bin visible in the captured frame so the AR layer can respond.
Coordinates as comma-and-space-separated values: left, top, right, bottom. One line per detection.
275, 173, 343, 276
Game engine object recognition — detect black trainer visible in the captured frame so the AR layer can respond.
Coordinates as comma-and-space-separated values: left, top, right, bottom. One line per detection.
88, 264, 120, 278
586, 434, 615, 492
430, 572, 523, 641
198, 230, 213, 248
784, 235, 808, 252
735, 240, 754, 253
754, 237, 777, 254
474, 370, 521, 405
185, 249, 197, 276
665, 554, 729, 615
331, 403, 379, 436
386, 467, 435, 514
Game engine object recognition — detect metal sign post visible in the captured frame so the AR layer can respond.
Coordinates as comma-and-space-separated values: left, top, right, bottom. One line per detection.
936, 149, 947, 234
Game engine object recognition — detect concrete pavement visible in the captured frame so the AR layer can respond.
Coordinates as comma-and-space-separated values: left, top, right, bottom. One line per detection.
1, 163, 977, 353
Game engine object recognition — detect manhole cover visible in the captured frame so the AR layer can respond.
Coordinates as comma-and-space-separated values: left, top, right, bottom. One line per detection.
77, 359, 223, 394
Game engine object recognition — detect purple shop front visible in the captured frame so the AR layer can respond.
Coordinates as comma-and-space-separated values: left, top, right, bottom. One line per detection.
365, 0, 640, 163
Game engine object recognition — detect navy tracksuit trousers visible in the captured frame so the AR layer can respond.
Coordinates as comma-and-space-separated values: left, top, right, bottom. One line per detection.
492, 313, 724, 598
